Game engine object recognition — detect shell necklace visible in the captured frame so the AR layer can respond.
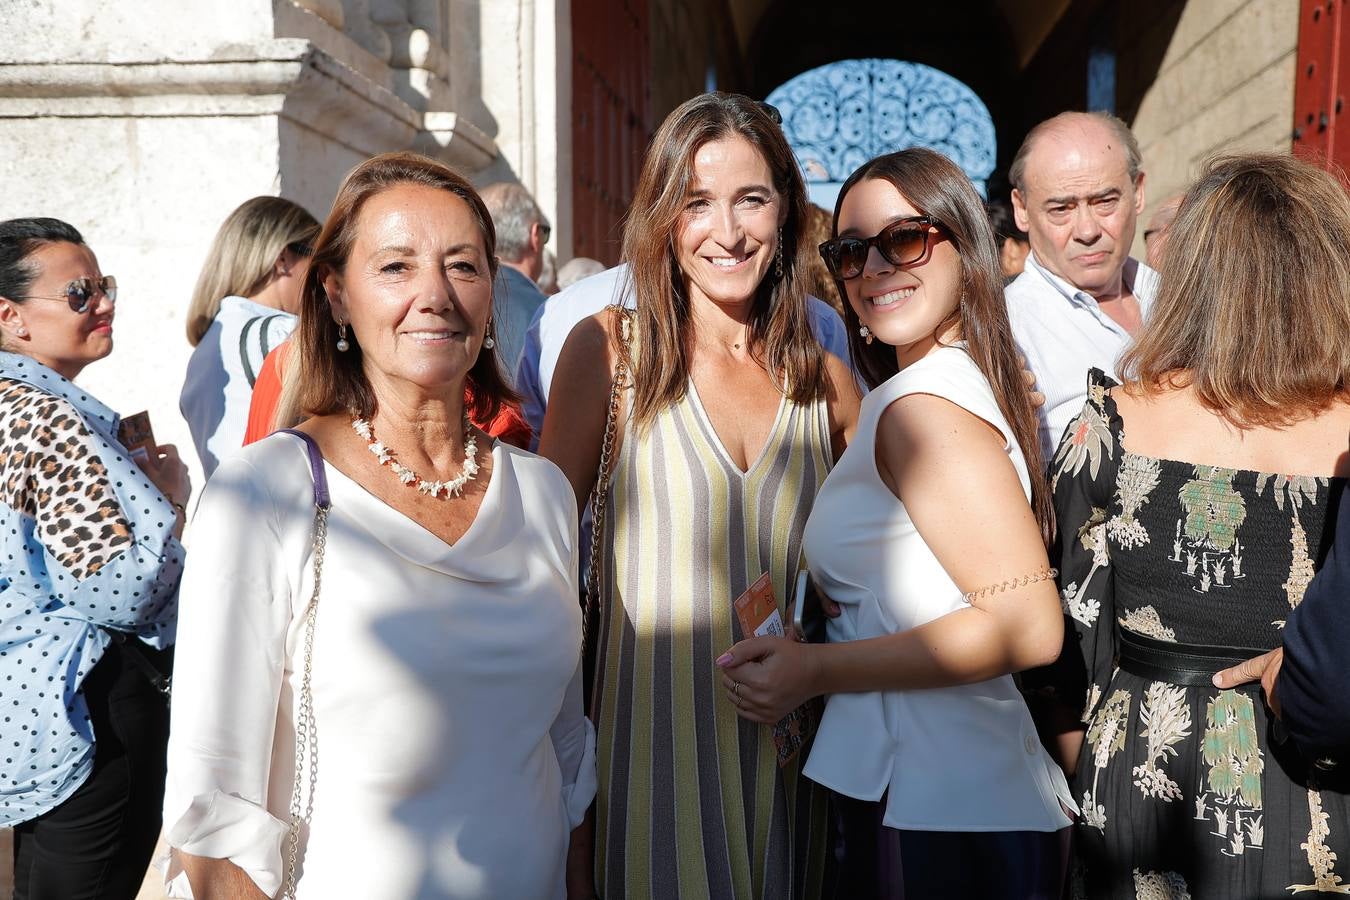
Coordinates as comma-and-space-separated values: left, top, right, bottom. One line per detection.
351, 413, 480, 499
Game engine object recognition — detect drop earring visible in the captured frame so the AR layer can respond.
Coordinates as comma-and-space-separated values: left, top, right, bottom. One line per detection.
859, 324, 873, 345
775, 228, 784, 279
483, 319, 496, 350
336, 322, 350, 352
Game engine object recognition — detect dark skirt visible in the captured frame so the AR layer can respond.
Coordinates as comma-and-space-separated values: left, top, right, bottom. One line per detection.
831, 791, 1069, 900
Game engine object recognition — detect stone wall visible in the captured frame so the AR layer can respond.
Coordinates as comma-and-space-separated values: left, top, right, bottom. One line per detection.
1118, 0, 1299, 256
466, 0, 572, 257
0, 0, 566, 493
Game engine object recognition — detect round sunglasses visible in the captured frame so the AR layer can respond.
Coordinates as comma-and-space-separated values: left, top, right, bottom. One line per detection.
22, 275, 118, 314
818, 216, 947, 280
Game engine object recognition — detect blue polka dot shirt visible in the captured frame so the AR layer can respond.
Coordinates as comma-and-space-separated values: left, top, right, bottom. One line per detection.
0, 352, 182, 825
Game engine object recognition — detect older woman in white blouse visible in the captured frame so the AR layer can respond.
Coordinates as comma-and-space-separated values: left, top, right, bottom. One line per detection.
161, 153, 595, 900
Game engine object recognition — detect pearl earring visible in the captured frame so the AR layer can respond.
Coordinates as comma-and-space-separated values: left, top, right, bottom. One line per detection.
859, 324, 873, 345
16, 327, 27, 338
336, 322, 350, 352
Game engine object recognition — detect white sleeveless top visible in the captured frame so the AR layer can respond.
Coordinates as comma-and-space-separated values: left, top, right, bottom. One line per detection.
801, 344, 1076, 832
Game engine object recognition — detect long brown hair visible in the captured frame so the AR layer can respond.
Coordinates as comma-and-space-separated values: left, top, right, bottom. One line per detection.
1121, 152, 1350, 425
288, 151, 515, 424
829, 148, 1052, 539
621, 92, 828, 425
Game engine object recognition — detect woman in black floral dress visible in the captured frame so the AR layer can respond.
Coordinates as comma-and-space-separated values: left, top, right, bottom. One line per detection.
1035, 153, 1350, 899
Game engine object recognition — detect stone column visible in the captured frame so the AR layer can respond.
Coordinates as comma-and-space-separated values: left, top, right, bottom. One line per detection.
0, 0, 497, 487
463, 0, 573, 260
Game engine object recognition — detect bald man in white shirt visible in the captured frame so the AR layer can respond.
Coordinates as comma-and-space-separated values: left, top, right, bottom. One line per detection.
1005, 111, 1159, 461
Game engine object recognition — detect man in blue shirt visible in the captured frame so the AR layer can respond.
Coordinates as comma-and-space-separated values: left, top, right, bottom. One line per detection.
481, 181, 551, 385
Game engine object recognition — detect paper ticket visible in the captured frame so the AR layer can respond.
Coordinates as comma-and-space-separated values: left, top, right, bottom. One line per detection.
731, 572, 819, 767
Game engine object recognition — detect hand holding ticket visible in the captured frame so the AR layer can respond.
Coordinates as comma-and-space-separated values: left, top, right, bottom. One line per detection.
729, 572, 821, 767
117, 410, 156, 465
119, 411, 192, 513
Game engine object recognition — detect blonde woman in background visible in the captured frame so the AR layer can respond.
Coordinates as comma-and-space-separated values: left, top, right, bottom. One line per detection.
179, 196, 319, 477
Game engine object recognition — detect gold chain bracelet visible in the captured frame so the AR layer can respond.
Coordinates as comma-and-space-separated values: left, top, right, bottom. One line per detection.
963, 567, 1058, 604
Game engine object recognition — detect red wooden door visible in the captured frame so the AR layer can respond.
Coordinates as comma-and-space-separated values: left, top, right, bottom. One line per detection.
1293, 0, 1350, 170
571, 0, 651, 265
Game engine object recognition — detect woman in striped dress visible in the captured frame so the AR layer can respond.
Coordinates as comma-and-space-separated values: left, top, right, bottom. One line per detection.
541, 93, 860, 899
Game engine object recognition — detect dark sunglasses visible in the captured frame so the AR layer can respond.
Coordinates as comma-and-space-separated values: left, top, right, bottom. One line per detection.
22, 275, 118, 313
819, 216, 946, 280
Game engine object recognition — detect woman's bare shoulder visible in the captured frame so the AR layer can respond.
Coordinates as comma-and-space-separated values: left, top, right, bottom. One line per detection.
822, 351, 859, 394
556, 308, 629, 376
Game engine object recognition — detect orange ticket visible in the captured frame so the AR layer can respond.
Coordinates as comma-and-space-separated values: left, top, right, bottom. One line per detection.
731, 572, 817, 767
734, 572, 785, 639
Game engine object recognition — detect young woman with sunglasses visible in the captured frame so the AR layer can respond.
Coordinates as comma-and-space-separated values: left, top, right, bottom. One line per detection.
0, 217, 190, 899
180, 196, 319, 477
716, 149, 1077, 899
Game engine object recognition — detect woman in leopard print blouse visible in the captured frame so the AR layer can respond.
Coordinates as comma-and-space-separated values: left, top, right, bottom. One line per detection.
0, 217, 190, 900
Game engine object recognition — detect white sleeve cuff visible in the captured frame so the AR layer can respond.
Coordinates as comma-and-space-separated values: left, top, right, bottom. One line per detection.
558, 718, 597, 829
161, 791, 291, 899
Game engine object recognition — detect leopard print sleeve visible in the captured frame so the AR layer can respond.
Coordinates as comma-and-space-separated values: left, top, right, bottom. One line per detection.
0, 379, 133, 581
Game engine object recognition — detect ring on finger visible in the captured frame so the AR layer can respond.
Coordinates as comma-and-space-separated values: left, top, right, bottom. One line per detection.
732, 681, 742, 698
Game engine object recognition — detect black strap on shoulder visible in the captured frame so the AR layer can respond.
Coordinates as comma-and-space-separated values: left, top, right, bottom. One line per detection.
277, 428, 331, 510
256, 313, 282, 363
239, 314, 284, 388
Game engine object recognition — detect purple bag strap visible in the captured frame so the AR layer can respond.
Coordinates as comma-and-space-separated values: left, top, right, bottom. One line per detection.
277, 428, 331, 510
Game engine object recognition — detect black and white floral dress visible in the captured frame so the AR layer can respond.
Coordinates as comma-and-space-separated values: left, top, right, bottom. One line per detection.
1041, 370, 1349, 899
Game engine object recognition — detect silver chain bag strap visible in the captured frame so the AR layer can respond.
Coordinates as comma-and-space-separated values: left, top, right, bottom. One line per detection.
582, 306, 632, 663
276, 429, 331, 900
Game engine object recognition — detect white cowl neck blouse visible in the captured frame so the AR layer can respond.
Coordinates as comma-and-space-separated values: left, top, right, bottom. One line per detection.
162, 433, 596, 899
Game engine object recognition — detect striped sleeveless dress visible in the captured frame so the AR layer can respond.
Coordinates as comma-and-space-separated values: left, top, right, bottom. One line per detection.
592, 374, 832, 900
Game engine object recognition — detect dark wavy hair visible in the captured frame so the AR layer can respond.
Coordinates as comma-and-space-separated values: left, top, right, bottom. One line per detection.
828, 148, 1052, 540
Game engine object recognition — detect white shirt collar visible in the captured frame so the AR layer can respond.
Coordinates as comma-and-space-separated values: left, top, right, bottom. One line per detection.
1022, 251, 1158, 315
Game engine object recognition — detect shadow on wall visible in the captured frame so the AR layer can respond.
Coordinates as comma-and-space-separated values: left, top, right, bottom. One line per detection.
1112, 0, 1189, 127
449, 0, 501, 142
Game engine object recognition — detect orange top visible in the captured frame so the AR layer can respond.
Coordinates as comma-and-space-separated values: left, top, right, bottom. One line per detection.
242, 341, 291, 446
242, 340, 533, 449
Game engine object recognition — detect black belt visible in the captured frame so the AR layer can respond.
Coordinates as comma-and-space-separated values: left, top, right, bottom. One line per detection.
1120, 631, 1349, 784
1118, 630, 1269, 686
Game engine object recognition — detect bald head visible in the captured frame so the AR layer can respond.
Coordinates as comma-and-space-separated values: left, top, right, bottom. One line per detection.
1009, 112, 1142, 195
1009, 112, 1147, 298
